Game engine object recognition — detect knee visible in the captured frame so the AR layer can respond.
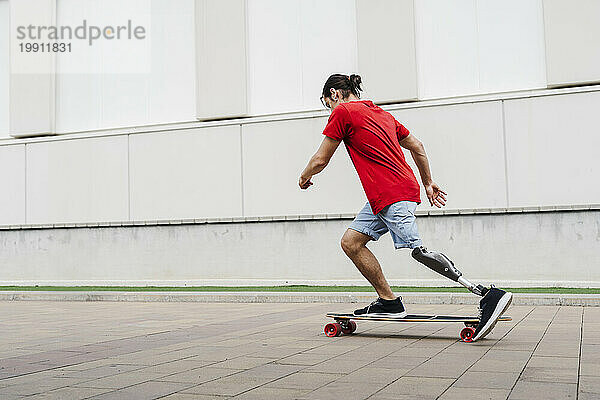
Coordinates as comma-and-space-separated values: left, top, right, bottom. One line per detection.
341, 232, 363, 256
411, 246, 424, 261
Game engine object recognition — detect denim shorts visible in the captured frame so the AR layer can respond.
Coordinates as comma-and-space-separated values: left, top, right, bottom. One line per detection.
348, 201, 423, 249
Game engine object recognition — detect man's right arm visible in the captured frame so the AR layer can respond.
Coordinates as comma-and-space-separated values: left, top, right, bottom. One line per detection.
399, 134, 447, 208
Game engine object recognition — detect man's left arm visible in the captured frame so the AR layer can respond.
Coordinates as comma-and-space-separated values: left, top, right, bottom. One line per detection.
299, 137, 341, 189
399, 134, 447, 208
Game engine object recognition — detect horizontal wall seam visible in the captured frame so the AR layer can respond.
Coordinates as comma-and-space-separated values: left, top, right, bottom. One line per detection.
2, 84, 600, 145
1, 204, 598, 231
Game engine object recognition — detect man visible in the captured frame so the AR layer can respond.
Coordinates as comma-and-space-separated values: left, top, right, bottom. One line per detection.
299, 73, 512, 341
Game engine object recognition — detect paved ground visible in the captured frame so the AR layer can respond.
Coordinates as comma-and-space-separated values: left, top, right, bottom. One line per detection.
0, 302, 598, 399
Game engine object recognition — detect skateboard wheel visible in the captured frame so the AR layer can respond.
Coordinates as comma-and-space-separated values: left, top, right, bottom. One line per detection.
324, 322, 342, 337
460, 327, 476, 343
341, 320, 357, 335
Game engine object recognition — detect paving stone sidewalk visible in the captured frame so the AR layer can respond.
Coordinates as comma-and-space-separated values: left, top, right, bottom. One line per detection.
0, 301, 598, 399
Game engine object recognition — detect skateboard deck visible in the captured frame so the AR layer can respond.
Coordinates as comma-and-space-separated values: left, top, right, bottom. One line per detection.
324, 313, 512, 342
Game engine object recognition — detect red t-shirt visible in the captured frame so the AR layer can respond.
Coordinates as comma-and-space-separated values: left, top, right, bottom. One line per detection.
322, 100, 421, 214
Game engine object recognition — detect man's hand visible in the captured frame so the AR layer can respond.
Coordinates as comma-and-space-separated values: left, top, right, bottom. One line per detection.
425, 182, 447, 208
299, 137, 341, 191
299, 175, 313, 190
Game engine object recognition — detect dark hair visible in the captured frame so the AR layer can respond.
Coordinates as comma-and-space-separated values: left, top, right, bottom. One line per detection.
321, 74, 363, 101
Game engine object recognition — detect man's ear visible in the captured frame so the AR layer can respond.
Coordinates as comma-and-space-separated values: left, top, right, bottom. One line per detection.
330, 88, 338, 100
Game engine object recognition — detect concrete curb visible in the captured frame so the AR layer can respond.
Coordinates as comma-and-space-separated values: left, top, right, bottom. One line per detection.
1, 291, 600, 306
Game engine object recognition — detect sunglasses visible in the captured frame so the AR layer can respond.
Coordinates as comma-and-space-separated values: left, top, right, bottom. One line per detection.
320, 96, 331, 109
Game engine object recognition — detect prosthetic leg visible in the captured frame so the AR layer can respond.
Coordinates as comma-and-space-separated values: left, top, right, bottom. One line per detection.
411, 246, 488, 296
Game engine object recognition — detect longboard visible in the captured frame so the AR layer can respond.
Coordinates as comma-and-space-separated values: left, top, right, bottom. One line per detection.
324, 313, 512, 342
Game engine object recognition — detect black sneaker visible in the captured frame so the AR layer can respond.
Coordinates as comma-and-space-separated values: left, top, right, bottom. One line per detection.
473, 287, 513, 341
354, 297, 407, 317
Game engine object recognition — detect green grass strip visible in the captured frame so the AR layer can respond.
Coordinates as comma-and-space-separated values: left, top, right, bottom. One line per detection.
0, 286, 599, 294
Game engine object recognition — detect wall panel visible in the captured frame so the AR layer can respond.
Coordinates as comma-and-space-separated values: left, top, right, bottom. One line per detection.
504, 91, 600, 207
130, 126, 243, 220
56, 0, 196, 133
247, 0, 357, 115
149, 0, 196, 124
543, 0, 600, 86
0, 0, 9, 138
9, 0, 55, 137
55, 74, 103, 133
356, 0, 417, 103
300, 0, 357, 110
196, 0, 247, 119
99, 75, 149, 130
477, 0, 546, 93
0, 144, 26, 225
26, 136, 129, 224
242, 117, 365, 217
415, 0, 479, 99
415, 0, 546, 99
391, 101, 507, 211
55, 0, 102, 132
247, 0, 302, 115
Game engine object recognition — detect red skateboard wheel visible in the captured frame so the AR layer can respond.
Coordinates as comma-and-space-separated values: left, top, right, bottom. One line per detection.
460, 326, 476, 342
324, 322, 342, 337
341, 320, 357, 335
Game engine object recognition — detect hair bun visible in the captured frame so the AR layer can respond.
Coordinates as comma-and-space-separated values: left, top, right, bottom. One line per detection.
348, 74, 363, 96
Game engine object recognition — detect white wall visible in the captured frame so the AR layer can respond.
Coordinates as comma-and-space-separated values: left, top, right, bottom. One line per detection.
55, 0, 196, 133
242, 117, 365, 217
299, 0, 357, 110
476, 1, 546, 93
9, 0, 597, 138
0, 0, 8, 138
392, 101, 507, 212
148, 0, 196, 124
129, 126, 243, 220
0, 144, 25, 224
9, 0, 56, 137
22, 0, 584, 136
196, 0, 247, 120
504, 91, 600, 207
1, 88, 599, 226
247, 0, 357, 115
415, 0, 546, 99
2, 88, 600, 226
543, 0, 600, 86
356, 0, 417, 103
26, 136, 129, 224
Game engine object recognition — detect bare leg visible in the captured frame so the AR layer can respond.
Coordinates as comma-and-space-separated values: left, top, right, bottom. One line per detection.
341, 229, 395, 300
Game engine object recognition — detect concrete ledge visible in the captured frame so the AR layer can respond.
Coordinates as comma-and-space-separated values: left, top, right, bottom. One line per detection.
1, 291, 599, 306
